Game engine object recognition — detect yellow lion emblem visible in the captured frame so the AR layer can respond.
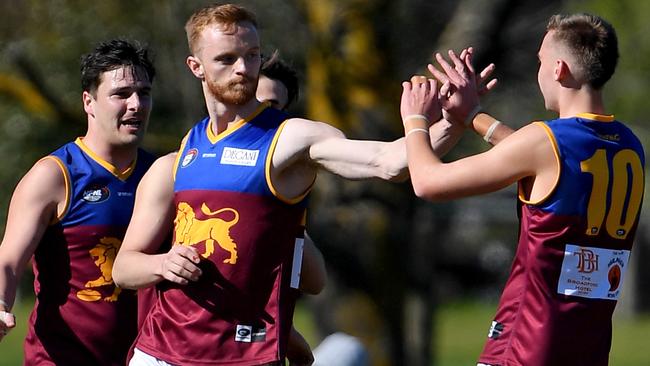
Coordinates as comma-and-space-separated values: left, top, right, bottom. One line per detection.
174, 202, 239, 264
77, 237, 122, 302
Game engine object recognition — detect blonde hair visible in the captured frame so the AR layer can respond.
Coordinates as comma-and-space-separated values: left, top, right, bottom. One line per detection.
185, 3, 257, 54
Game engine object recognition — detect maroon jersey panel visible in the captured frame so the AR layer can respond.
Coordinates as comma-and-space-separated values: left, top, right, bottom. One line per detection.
479, 206, 616, 366
135, 190, 305, 365
24, 225, 138, 366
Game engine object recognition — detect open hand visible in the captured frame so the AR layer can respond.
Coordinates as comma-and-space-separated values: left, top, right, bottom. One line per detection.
400, 75, 441, 127
428, 48, 497, 125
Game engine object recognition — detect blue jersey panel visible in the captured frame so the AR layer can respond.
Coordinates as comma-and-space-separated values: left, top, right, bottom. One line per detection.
539, 116, 645, 218
175, 106, 289, 196
50, 141, 155, 227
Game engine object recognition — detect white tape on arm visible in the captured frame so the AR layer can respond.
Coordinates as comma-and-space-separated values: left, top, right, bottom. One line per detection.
403, 114, 430, 126
483, 120, 502, 144
406, 128, 430, 138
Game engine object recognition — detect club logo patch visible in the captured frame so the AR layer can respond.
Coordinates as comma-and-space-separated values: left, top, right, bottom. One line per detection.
181, 148, 199, 168
82, 184, 110, 203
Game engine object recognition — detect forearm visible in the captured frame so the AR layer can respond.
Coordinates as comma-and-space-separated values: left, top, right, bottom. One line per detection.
429, 118, 465, 157
0, 263, 19, 311
113, 250, 166, 289
405, 130, 445, 199
470, 112, 514, 145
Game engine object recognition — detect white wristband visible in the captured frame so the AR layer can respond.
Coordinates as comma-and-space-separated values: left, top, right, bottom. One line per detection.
464, 105, 482, 126
406, 128, 430, 138
0, 299, 8, 309
483, 120, 502, 143
403, 114, 430, 126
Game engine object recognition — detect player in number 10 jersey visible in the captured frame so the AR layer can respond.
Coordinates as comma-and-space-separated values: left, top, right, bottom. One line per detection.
402, 13, 645, 366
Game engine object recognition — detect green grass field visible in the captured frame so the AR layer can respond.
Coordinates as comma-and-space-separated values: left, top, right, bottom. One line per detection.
2, 298, 649, 365
435, 301, 650, 366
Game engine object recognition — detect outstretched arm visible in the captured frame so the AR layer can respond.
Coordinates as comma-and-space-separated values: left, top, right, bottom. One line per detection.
113, 153, 202, 289
0, 158, 64, 340
272, 78, 443, 187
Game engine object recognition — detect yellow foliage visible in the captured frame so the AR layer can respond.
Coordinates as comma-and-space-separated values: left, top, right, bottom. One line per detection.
0, 73, 56, 120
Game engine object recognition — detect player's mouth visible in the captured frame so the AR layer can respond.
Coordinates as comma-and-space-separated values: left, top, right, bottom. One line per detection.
120, 118, 144, 132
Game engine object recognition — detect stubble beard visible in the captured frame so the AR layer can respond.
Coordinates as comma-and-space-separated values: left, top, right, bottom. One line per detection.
207, 76, 258, 105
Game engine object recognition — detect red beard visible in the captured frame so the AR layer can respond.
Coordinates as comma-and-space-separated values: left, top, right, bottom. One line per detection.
207, 76, 258, 105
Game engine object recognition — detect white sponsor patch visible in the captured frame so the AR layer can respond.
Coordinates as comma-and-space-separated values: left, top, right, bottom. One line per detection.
220, 147, 259, 166
290, 238, 305, 289
557, 244, 630, 300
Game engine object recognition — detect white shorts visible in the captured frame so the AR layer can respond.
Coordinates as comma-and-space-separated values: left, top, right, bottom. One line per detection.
130, 348, 175, 366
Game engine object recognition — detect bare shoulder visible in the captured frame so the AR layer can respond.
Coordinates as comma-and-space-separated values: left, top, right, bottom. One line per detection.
5, 157, 66, 228
155, 152, 178, 167
136, 152, 176, 198
491, 121, 551, 153
143, 152, 177, 178
16, 157, 67, 202
488, 121, 557, 176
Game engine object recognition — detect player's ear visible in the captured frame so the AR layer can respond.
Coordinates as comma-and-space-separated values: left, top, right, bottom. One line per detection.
554, 59, 570, 81
187, 55, 205, 79
82, 90, 95, 117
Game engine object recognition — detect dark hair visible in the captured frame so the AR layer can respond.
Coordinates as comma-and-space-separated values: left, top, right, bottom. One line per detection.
260, 51, 299, 109
80, 39, 155, 95
546, 13, 618, 89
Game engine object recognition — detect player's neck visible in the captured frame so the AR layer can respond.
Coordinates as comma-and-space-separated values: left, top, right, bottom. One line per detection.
205, 94, 261, 135
557, 87, 606, 118
80, 135, 138, 171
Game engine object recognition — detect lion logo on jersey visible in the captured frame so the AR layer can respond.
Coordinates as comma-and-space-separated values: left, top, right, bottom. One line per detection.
174, 202, 239, 264
76, 237, 122, 302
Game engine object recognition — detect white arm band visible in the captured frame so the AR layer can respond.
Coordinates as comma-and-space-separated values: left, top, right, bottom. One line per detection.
403, 114, 430, 126
406, 128, 430, 138
483, 120, 502, 143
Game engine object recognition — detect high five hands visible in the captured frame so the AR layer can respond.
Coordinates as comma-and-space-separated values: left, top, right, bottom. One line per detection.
401, 47, 497, 129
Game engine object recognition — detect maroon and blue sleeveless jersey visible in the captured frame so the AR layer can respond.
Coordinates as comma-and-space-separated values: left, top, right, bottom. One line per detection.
135, 105, 310, 365
24, 138, 154, 366
478, 114, 645, 366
